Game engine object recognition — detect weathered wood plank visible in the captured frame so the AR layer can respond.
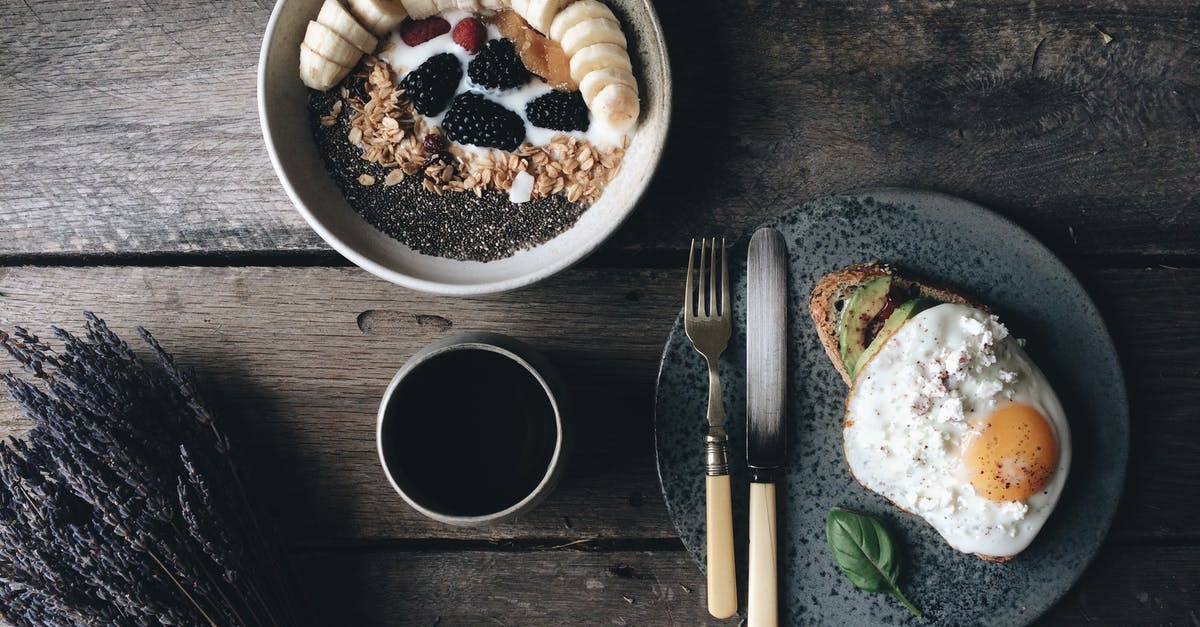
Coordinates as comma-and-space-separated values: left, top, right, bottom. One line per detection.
291, 544, 1200, 625
0, 265, 682, 543
1, 2, 1198, 256
0, 0, 320, 255
0, 265, 1195, 545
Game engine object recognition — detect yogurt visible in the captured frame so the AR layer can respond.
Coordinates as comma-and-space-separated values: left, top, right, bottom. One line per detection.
378, 13, 625, 153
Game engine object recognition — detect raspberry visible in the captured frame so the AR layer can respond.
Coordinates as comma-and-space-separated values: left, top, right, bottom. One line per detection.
442, 93, 526, 151
399, 17, 451, 47
467, 39, 531, 90
399, 53, 463, 116
525, 90, 589, 132
452, 17, 486, 55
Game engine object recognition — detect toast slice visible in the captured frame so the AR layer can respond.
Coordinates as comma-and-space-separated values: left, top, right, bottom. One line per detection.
809, 261, 984, 386
810, 262, 1012, 563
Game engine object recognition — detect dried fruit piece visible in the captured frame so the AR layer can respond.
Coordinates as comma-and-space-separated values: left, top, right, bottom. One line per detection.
399, 16, 450, 46
423, 132, 448, 155
452, 17, 487, 54
491, 10, 575, 90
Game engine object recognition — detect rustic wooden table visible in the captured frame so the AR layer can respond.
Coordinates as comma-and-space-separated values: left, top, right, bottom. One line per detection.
2, 1, 1197, 624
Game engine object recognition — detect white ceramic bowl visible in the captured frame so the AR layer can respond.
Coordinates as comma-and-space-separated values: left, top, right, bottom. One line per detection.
257, 0, 671, 295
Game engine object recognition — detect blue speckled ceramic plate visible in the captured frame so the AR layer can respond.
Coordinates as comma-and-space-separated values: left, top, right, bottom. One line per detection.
653, 189, 1128, 626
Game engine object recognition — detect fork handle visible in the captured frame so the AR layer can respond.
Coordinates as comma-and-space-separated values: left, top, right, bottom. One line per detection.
705, 439, 737, 619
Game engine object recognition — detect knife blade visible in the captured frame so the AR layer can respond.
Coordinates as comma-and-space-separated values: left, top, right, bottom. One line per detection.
746, 226, 787, 627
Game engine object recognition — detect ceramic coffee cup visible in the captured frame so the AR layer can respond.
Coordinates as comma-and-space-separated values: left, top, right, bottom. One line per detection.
376, 332, 570, 525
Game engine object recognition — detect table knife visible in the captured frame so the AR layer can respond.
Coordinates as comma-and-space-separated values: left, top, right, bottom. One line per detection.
746, 227, 787, 627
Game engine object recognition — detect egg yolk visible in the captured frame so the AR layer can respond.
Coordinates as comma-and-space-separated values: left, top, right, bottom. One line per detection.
963, 403, 1058, 502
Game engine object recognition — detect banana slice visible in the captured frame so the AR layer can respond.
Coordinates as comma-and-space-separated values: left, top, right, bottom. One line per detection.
317, 0, 379, 54
591, 82, 638, 130
348, 0, 409, 35
429, 0, 461, 13
549, 0, 616, 41
519, 0, 571, 33
479, 0, 507, 9
568, 42, 631, 84
453, 0, 482, 11
559, 17, 625, 56
509, 0, 531, 18
305, 21, 364, 68
399, 0, 439, 19
299, 44, 352, 91
579, 66, 636, 106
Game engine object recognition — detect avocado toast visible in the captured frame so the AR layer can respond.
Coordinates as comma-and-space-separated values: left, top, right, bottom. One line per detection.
809, 261, 985, 385
810, 262, 1039, 563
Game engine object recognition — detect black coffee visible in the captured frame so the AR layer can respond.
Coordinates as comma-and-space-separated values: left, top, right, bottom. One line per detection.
380, 348, 558, 517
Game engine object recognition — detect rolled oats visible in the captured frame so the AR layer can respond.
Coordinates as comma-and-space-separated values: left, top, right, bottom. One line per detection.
341, 58, 627, 204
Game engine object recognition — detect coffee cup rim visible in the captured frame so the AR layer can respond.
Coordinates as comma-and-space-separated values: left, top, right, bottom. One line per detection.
376, 332, 567, 526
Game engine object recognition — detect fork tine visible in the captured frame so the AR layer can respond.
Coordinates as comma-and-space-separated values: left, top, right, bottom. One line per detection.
685, 238, 696, 316
720, 238, 730, 318
698, 238, 709, 316
708, 238, 718, 318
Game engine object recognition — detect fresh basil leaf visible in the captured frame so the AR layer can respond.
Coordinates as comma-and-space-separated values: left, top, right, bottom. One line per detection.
825, 507, 922, 617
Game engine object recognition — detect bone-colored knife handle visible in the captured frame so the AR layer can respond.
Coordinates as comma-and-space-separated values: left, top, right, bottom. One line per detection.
748, 481, 778, 627
706, 473, 737, 619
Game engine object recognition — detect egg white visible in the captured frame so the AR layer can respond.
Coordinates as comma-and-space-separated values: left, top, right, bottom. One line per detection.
843, 303, 1071, 558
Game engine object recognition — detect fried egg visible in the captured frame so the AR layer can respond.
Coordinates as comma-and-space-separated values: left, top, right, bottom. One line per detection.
843, 303, 1071, 558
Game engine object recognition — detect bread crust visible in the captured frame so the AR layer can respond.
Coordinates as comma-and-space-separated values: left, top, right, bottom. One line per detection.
809, 261, 892, 385
809, 261, 985, 385
814, 262, 1011, 562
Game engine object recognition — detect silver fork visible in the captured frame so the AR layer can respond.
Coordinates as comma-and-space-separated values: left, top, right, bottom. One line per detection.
683, 238, 736, 619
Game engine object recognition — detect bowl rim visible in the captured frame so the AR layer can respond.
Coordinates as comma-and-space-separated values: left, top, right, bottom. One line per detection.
257, 0, 672, 295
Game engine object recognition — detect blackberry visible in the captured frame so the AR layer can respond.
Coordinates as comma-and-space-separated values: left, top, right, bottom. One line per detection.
525, 90, 590, 132
442, 93, 526, 151
400, 53, 462, 116
467, 39, 530, 90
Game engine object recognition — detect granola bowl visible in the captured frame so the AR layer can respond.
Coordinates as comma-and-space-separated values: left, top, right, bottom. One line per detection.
258, 0, 670, 295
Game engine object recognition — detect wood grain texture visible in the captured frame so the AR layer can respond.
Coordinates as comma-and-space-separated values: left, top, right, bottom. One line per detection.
0, 265, 680, 544
0, 0, 320, 255
1, 1, 1197, 256
0, 265, 1195, 546
292, 544, 1200, 625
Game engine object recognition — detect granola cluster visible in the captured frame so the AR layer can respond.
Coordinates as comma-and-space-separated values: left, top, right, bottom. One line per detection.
321, 57, 626, 203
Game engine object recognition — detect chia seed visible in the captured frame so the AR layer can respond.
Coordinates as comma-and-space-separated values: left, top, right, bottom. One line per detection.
307, 84, 588, 262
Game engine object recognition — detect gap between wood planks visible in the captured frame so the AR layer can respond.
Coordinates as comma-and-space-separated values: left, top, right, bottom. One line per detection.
286, 537, 687, 553
281, 533, 1200, 555
1, 250, 1199, 271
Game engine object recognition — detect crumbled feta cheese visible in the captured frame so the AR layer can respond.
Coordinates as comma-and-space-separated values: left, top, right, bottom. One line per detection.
989, 315, 1010, 339
961, 317, 986, 336
999, 501, 1029, 520
935, 396, 964, 422
977, 379, 1003, 399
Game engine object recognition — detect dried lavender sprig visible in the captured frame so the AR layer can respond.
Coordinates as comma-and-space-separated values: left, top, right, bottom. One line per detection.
0, 314, 303, 626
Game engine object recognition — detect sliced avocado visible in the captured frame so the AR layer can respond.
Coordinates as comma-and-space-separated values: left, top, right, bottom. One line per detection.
838, 276, 892, 379
853, 298, 935, 379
